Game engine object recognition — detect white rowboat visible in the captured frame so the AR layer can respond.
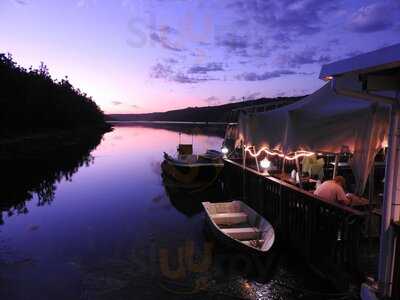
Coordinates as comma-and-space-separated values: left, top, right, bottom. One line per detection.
202, 201, 275, 254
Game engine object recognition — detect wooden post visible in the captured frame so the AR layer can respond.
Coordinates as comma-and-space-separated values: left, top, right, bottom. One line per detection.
333, 154, 339, 179
254, 146, 260, 172
295, 154, 301, 173
295, 154, 303, 189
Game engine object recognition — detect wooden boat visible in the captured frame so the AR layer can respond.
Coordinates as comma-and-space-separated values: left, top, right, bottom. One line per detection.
202, 201, 275, 255
161, 144, 224, 188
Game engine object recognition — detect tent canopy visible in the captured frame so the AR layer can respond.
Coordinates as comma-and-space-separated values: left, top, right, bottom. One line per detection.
237, 75, 391, 194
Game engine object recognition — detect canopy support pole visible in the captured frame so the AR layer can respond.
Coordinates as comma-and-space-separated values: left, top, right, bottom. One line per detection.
367, 162, 375, 237
242, 144, 247, 202
378, 104, 400, 297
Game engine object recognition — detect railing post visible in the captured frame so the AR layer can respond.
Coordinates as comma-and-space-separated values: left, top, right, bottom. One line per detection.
222, 159, 364, 288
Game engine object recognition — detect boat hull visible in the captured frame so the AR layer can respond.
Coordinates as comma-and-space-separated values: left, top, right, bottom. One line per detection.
204, 215, 274, 256
161, 157, 223, 188
202, 201, 275, 256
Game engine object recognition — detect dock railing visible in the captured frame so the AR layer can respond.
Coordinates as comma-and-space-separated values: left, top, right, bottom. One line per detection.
393, 222, 400, 300
222, 159, 366, 289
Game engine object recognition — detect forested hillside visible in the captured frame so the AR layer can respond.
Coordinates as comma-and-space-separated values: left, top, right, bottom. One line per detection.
108, 97, 304, 123
0, 53, 109, 137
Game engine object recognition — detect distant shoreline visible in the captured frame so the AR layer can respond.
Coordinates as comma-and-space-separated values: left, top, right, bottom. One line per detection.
107, 96, 303, 123
107, 120, 231, 125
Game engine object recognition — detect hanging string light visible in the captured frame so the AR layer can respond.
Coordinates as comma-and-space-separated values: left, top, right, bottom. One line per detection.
221, 146, 229, 155
260, 158, 271, 169
244, 146, 315, 161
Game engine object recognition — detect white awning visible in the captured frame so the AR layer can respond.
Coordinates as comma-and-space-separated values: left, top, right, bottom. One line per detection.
320, 43, 400, 80
237, 76, 390, 194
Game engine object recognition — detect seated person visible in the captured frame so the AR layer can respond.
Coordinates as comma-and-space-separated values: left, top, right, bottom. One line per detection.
314, 176, 352, 205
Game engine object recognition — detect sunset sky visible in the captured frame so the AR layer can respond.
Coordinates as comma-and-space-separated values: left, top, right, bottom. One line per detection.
1, 0, 399, 113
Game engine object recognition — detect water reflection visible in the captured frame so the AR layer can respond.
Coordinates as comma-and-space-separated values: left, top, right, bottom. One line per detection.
0, 125, 335, 300
0, 132, 104, 225
110, 122, 225, 138
163, 183, 224, 217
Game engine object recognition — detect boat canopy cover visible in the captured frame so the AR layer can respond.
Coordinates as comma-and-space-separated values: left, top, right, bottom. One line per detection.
237, 75, 391, 194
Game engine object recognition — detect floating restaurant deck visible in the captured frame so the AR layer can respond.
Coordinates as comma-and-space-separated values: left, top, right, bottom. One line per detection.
222, 158, 372, 290
221, 43, 400, 298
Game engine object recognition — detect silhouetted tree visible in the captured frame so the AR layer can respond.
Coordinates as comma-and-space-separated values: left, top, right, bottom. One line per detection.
0, 53, 109, 136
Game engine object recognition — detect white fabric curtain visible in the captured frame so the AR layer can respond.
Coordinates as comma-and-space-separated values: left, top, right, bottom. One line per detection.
237, 81, 390, 195
350, 103, 389, 194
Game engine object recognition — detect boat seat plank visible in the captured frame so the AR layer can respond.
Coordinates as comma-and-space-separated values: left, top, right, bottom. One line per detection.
212, 212, 247, 225
222, 227, 259, 240
242, 240, 265, 247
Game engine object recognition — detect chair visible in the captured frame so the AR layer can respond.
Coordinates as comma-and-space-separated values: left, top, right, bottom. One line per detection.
177, 144, 193, 155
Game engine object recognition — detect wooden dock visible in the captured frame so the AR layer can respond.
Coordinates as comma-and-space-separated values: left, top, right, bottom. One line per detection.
222, 159, 368, 290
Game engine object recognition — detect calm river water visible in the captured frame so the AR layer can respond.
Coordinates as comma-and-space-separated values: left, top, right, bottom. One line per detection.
0, 125, 333, 300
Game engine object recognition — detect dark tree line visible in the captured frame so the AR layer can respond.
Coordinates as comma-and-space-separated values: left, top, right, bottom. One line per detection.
0, 53, 109, 136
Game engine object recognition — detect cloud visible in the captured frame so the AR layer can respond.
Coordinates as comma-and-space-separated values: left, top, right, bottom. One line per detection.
348, 2, 396, 33
150, 32, 183, 52
272, 33, 292, 45
112, 101, 140, 108
172, 73, 210, 84
236, 70, 297, 81
215, 21, 301, 59
215, 33, 249, 56
150, 62, 214, 84
14, 0, 27, 5
148, 24, 179, 35
277, 49, 331, 68
163, 57, 179, 64
227, 0, 342, 37
159, 25, 179, 35
245, 92, 261, 100
150, 63, 173, 79
228, 96, 239, 103
188, 62, 224, 74
204, 96, 220, 105
275, 91, 286, 97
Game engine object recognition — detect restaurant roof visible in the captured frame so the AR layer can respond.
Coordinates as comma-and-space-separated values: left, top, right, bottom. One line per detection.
320, 43, 400, 80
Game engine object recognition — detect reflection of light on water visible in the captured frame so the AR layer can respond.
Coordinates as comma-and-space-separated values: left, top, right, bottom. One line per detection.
243, 280, 252, 290
253, 281, 277, 300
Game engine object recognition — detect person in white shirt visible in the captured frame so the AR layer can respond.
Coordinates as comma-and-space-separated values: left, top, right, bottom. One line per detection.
314, 176, 352, 205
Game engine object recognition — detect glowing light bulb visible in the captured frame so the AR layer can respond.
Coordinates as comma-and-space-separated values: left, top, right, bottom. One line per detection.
260, 158, 271, 170
221, 147, 229, 155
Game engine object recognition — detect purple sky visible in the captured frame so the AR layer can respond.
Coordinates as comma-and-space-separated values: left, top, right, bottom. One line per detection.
1, 0, 399, 113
